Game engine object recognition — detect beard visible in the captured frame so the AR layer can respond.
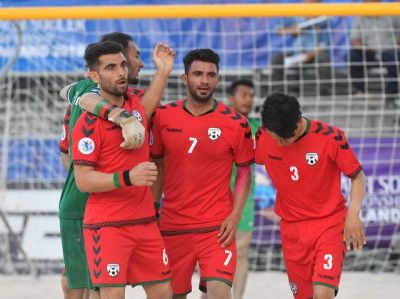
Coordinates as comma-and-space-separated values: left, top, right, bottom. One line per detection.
128, 75, 139, 85
188, 85, 215, 103
101, 80, 128, 97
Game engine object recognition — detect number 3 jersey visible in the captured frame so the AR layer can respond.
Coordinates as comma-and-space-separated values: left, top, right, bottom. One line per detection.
150, 99, 254, 232
255, 118, 363, 222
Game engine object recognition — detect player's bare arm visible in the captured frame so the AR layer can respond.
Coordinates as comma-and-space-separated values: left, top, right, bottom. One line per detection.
60, 153, 69, 170
59, 83, 75, 101
218, 164, 252, 248
76, 43, 175, 124
141, 43, 175, 122
344, 169, 367, 251
74, 161, 158, 193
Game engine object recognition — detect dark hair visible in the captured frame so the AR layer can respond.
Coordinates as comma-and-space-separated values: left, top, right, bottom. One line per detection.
100, 32, 133, 55
84, 41, 123, 70
183, 48, 220, 74
229, 79, 255, 95
261, 93, 302, 139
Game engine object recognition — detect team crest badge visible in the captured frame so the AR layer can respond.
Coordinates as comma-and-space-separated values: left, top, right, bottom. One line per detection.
306, 152, 318, 166
289, 282, 298, 295
78, 137, 95, 155
107, 264, 120, 277
132, 109, 143, 122
208, 128, 221, 141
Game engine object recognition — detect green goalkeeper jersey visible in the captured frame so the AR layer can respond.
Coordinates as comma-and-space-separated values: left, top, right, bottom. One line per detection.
232, 117, 259, 231
59, 78, 98, 219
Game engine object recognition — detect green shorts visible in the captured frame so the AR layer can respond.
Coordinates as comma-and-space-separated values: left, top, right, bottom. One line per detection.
60, 218, 93, 289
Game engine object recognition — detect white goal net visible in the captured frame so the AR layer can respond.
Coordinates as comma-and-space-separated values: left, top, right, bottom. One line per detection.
0, 4, 399, 275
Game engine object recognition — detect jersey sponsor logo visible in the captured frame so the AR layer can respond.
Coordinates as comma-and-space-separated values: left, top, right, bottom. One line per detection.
216, 268, 233, 276
61, 125, 66, 141
78, 137, 95, 155
106, 125, 120, 132
107, 263, 120, 277
268, 154, 283, 161
318, 273, 335, 281
289, 282, 298, 295
166, 127, 182, 133
306, 152, 318, 166
132, 109, 143, 122
208, 127, 221, 141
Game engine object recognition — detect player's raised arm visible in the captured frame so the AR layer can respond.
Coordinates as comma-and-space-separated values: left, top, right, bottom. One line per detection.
218, 164, 252, 248
141, 43, 175, 122
344, 169, 367, 251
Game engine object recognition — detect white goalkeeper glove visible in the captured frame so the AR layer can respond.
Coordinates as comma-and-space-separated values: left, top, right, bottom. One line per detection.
109, 111, 145, 149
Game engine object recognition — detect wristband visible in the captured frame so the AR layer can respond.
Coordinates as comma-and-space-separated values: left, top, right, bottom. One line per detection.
122, 170, 133, 186
113, 170, 133, 189
119, 110, 132, 120
93, 99, 118, 120
93, 99, 109, 116
113, 172, 121, 189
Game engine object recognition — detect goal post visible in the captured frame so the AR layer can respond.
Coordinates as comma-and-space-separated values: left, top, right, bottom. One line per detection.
0, 2, 399, 274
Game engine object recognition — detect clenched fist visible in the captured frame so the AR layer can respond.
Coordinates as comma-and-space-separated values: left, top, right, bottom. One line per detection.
129, 162, 158, 186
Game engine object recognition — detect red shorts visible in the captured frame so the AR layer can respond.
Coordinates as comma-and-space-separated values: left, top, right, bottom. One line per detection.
280, 211, 346, 299
162, 230, 236, 297
83, 222, 171, 287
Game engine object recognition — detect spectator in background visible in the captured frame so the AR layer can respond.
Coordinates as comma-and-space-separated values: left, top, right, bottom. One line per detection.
349, 0, 400, 107
271, 0, 333, 96
227, 79, 258, 299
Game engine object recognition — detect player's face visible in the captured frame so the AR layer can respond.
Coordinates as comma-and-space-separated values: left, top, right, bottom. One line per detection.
182, 61, 219, 103
92, 52, 129, 97
125, 41, 144, 85
229, 85, 255, 116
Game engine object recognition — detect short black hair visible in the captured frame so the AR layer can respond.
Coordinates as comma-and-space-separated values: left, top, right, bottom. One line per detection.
100, 32, 133, 55
183, 48, 220, 74
261, 93, 302, 139
84, 41, 123, 70
229, 79, 255, 95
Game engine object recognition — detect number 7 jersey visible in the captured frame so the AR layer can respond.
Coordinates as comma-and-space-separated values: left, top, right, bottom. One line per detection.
150, 99, 254, 232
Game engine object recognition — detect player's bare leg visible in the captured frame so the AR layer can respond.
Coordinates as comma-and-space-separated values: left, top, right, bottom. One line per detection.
205, 281, 232, 299
99, 286, 125, 299
142, 281, 172, 299
313, 284, 335, 299
233, 231, 252, 299
61, 275, 86, 299
88, 289, 100, 299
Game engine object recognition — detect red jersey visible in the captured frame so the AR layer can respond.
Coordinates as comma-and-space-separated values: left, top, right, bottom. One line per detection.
255, 118, 362, 222
72, 88, 155, 226
150, 99, 254, 232
59, 105, 71, 154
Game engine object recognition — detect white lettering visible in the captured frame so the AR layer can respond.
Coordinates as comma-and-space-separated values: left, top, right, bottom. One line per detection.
361, 208, 400, 224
